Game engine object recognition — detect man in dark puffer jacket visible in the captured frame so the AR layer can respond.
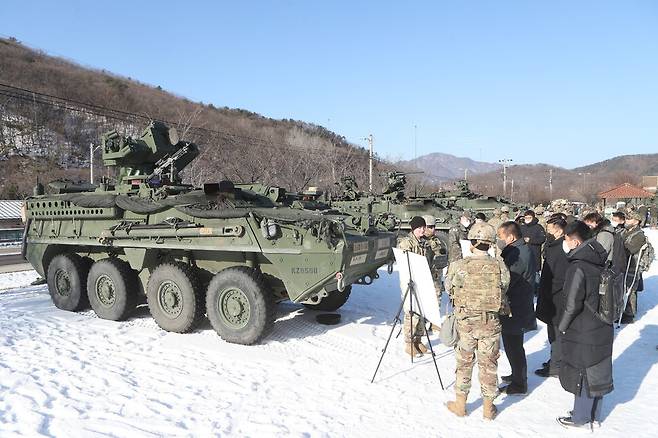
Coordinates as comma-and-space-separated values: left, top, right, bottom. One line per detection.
557, 221, 613, 430
535, 216, 569, 377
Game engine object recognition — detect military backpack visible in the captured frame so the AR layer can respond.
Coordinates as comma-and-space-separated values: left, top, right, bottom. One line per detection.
451, 257, 503, 312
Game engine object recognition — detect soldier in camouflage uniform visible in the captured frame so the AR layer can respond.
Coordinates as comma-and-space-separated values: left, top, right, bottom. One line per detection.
397, 216, 430, 357
422, 215, 447, 298
500, 206, 511, 222
488, 208, 504, 230
536, 206, 548, 230
448, 212, 472, 263
444, 222, 511, 420
423, 214, 448, 331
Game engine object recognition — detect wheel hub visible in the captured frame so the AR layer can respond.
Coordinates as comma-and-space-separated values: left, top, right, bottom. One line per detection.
54, 269, 71, 297
218, 288, 250, 329
95, 274, 116, 306
158, 281, 183, 317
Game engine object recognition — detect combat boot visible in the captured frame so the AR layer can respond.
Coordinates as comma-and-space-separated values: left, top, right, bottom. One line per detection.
415, 341, 429, 354
446, 393, 467, 417
405, 342, 422, 357
483, 399, 497, 420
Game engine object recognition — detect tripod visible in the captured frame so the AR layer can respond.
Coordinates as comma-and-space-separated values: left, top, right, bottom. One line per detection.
370, 250, 444, 389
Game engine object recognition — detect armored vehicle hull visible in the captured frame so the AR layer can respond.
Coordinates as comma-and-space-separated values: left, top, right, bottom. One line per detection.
22, 123, 394, 345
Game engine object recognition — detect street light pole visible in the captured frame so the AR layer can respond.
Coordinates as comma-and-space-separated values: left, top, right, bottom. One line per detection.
499, 159, 513, 197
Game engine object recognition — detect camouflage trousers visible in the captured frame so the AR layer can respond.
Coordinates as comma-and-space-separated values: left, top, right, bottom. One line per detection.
454, 309, 501, 400
432, 271, 443, 301
403, 311, 424, 343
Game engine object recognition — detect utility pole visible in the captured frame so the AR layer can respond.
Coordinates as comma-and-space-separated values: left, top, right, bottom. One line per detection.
368, 134, 374, 192
361, 135, 374, 192
498, 159, 513, 197
578, 172, 591, 199
413, 124, 417, 161
549, 169, 553, 199
511, 179, 515, 202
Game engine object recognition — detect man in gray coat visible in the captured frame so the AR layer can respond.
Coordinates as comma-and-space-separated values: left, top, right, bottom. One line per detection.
583, 212, 615, 263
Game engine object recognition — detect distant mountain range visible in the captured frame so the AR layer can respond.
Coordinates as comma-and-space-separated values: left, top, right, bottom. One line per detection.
398, 152, 658, 203
400, 152, 658, 183
398, 153, 500, 183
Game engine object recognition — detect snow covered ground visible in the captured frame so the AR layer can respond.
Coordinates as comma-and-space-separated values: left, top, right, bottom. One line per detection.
1, 233, 658, 437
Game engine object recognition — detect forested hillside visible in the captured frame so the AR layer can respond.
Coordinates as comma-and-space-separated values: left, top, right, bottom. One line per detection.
0, 37, 383, 198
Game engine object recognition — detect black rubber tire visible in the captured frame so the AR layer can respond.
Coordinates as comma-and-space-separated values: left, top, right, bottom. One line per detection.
147, 263, 204, 333
47, 253, 90, 311
87, 258, 139, 321
206, 266, 275, 345
303, 285, 352, 312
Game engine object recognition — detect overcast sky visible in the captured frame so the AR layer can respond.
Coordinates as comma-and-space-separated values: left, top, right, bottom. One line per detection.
2, 0, 658, 168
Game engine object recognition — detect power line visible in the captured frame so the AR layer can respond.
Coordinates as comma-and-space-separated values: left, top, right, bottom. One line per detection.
0, 82, 386, 163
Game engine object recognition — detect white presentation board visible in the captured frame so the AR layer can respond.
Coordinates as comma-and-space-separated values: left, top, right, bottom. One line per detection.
393, 248, 441, 326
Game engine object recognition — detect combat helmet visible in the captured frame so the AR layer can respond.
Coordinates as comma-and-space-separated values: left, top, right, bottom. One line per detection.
422, 214, 436, 227
467, 222, 496, 245
500, 206, 510, 213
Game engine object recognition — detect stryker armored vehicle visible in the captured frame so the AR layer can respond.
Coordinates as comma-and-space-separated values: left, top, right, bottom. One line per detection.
331, 172, 463, 234
432, 179, 518, 218
21, 122, 395, 345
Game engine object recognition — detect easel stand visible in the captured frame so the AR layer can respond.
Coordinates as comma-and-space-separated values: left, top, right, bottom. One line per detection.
370, 250, 444, 389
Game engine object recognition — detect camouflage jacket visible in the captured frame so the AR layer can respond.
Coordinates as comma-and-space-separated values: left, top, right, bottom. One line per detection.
488, 216, 504, 230
448, 223, 469, 263
623, 225, 647, 256
397, 232, 427, 257
424, 232, 447, 272
445, 252, 511, 315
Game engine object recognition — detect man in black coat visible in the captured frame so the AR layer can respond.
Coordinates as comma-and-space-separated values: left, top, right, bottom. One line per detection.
557, 221, 613, 430
520, 210, 546, 284
535, 216, 569, 377
496, 221, 537, 395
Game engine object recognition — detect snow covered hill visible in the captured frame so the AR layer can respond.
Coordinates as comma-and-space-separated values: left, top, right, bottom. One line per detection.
1, 234, 658, 437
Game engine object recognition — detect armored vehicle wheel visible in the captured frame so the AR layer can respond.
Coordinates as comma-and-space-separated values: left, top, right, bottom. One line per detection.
47, 253, 90, 311
205, 267, 275, 345
87, 258, 138, 321
147, 263, 204, 333
302, 286, 352, 312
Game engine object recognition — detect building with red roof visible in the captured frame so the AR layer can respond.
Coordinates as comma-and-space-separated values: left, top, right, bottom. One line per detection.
598, 183, 655, 209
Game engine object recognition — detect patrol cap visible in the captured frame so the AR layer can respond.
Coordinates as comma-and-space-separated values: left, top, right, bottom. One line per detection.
409, 216, 426, 231
422, 215, 436, 227
535, 206, 545, 214
500, 206, 510, 213
626, 210, 643, 221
